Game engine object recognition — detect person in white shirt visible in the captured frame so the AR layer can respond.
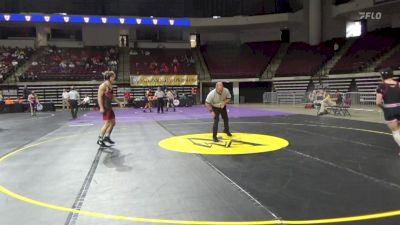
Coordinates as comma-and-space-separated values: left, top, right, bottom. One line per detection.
62, 89, 69, 110
166, 89, 176, 112
28, 91, 39, 117
81, 95, 90, 110
154, 87, 165, 114
68, 86, 80, 119
205, 82, 232, 142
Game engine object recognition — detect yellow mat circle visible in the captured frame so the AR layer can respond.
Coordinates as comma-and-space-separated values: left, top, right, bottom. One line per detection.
159, 133, 289, 155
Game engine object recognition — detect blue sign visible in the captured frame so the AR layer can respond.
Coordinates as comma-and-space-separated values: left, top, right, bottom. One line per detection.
0, 13, 190, 27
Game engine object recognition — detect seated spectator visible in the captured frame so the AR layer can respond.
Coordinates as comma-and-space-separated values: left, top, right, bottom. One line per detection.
81, 95, 91, 110
334, 42, 339, 52
5, 98, 14, 105
334, 89, 343, 105
60, 61, 67, 69
16, 97, 24, 104
12, 60, 18, 67
318, 91, 337, 116
0, 91, 3, 104
123, 90, 131, 105
172, 64, 178, 73
130, 49, 138, 55
160, 63, 169, 73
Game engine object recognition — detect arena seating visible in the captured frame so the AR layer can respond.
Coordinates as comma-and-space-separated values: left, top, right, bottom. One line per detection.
20, 47, 118, 81
200, 41, 281, 79
331, 29, 398, 74
0, 47, 34, 83
130, 49, 195, 75
376, 50, 400, 71
275, 42, 334, 77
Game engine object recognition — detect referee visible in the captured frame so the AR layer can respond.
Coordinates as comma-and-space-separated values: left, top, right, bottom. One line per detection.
68, 86, 80, 119
205, 82, 232, 142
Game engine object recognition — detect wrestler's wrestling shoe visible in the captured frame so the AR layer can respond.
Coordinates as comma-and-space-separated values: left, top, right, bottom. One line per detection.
97, 139, 110, 148
213, 136, 219, 142
103, 136, 115, 144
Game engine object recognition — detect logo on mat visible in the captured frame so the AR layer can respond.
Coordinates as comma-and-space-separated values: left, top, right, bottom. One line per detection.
188, 137, 264, 148
159, 133, 288, 155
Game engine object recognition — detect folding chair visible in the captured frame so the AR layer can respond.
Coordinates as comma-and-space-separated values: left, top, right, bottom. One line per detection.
340, 98, 352, 116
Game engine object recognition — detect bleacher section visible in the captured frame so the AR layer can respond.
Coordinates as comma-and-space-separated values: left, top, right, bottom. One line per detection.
355, 75, 381, 92
313, 77, 352, 92
0, 47, 34, 83
376, 50, 400, 71
201, 41, 281, 79
20, 47, 118, 81
272, 79, 311, 104
331, 29, 399, 74
275, 42, 334, 77
130, 49, 195, 75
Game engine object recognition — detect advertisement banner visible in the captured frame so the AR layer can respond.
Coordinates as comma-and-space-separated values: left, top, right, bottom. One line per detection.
130, 75, 198, 86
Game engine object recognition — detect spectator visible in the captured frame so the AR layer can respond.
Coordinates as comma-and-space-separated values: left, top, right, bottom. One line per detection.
59, 61, 67, 69
81, 95, 90, 110
12, 60, 18, 67
334, 42, 339, 52
16, 97, 24, 104
68, 86, 80, 119
166, 89, 176, 112
130, 49, 138, 56
318, 91, 337, 116
335, 89, 343, 105
160, 63, 169, 74
0, 91, 3, 104
154, 87, 165, 114
28, 91, 39, 117
62, 89, 70, 110
23, 85, 30, 100
123, 89, 131, 106
5, 98, 14, 105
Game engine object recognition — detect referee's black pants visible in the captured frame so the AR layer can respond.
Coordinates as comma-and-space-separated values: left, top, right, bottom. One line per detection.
212, 106, 230, 138
157, 98, 164, 113
69, 100, 78, 119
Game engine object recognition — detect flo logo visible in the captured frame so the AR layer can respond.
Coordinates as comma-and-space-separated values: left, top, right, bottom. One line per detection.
159, 133, 289, 155
359, 12, 382, 20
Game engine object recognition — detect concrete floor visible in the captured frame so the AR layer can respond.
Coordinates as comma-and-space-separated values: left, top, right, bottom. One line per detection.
0, 105, 399, 225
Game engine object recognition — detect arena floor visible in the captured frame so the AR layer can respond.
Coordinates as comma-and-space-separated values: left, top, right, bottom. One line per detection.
0, 105, 399, 225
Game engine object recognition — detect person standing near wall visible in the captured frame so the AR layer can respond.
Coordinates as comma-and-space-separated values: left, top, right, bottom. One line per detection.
62, 89, 69, 110
166, 89, 176, 112
68, 86, 80, 119
28, 91, 39, 117
154, 87, 165, 114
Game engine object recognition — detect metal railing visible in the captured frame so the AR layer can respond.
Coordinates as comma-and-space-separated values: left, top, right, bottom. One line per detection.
263, 91, 377, 106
